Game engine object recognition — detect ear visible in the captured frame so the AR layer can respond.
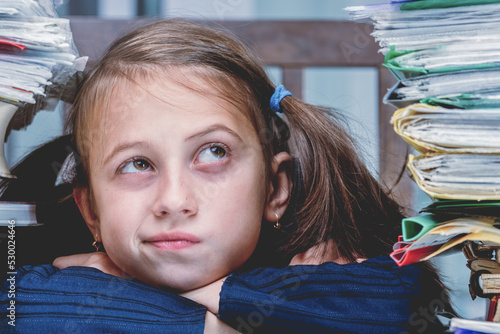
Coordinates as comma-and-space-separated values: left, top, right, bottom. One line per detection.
73, 185, 100, 240
264, 151, 293, 222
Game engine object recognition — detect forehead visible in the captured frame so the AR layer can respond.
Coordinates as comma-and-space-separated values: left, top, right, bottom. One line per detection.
86, 69, 259, 161
99, 68, 251, 126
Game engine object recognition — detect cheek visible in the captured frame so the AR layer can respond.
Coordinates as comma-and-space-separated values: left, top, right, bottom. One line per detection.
214, 170, 265, 241
90, 183, 135, 239
98, 200, 139, 236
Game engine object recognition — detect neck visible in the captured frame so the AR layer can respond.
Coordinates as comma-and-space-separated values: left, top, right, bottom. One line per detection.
289, 239, 367, 265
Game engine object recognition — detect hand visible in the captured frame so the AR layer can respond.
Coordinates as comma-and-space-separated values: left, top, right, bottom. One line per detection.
53, 252, 129, 279
204, 311, 238, 334
181, 277, 226, 314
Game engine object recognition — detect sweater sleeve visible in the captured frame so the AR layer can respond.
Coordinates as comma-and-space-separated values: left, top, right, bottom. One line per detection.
219, 256, 430, 334
1, 265, 206, 333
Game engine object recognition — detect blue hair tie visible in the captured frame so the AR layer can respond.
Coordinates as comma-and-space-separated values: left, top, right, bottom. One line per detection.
270, 84, 292, 113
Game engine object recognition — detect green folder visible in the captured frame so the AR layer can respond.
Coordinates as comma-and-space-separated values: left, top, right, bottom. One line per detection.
402, 205, 500, 241
402, 215, 440, 242
421, 200, 500, 218
384, 45, 500, 80
401, 0, 500, 10
421, 92, 500, 109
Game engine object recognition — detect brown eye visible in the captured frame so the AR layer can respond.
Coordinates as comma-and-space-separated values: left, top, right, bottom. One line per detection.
210, 146, 226, 158
133, 159, 150, 170
198, 145, 228, 163
121, 159, 152, 174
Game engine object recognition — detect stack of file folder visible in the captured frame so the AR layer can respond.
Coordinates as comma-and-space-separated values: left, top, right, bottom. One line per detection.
346, 0, 500, 269
0, 1, 86, 231
348, 1, 500, 325
0, 0, 86, 179
0, 0, 86, 105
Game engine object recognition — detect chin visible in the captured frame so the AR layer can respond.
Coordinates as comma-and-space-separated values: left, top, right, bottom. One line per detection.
143, 274, 206, 292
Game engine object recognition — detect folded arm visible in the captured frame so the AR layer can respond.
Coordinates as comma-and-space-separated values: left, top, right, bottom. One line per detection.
53, 252, 236, 333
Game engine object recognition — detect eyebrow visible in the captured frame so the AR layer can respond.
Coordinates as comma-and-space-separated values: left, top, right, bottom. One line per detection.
102, 124, 243, 166
102, 142, 149, 167
185, 124, 243, 142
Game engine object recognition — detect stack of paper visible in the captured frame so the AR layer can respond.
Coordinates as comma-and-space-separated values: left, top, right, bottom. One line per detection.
0, 0, 86, 179
390, 205, 500, 266
0, 0, 86, 104
347, 0, 500, 107
346, 0, 500, 267
391, 104, 500, 154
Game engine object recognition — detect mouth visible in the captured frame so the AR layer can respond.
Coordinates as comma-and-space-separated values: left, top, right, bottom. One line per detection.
145, 232, 201, 250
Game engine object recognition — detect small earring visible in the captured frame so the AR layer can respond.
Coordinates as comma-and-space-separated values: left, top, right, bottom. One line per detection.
92, 233, 102, 252
274, 213, 281, 230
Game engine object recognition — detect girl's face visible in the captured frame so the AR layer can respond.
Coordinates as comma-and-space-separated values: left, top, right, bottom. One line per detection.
83, 73, 269, 291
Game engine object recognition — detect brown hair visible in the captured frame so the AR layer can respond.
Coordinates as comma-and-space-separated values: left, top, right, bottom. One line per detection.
69, 19, 415, 262
68, 18, 454, 320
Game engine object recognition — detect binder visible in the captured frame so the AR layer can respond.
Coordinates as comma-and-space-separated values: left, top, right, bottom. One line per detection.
391, 216, 500, 266
407, 154, 500, 200
391, 104, 500, 154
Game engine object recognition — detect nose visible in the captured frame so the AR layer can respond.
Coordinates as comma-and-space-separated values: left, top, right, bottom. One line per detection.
152, 168, 198, 218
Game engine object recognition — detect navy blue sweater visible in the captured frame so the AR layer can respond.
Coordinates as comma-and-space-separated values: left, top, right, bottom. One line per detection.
219, 256, 437, 333
1, 256, 439, 333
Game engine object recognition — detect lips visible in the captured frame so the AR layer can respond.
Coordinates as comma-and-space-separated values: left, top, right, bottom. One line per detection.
145, 232, 200, 250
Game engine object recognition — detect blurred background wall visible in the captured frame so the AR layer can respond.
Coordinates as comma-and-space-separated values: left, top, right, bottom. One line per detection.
6, 0, 382, 178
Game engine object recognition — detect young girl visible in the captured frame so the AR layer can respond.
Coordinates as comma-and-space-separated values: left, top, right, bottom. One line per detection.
2, 19, 453, 333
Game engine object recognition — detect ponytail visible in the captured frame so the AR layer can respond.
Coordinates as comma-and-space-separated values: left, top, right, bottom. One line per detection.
277, 96, 402, 261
